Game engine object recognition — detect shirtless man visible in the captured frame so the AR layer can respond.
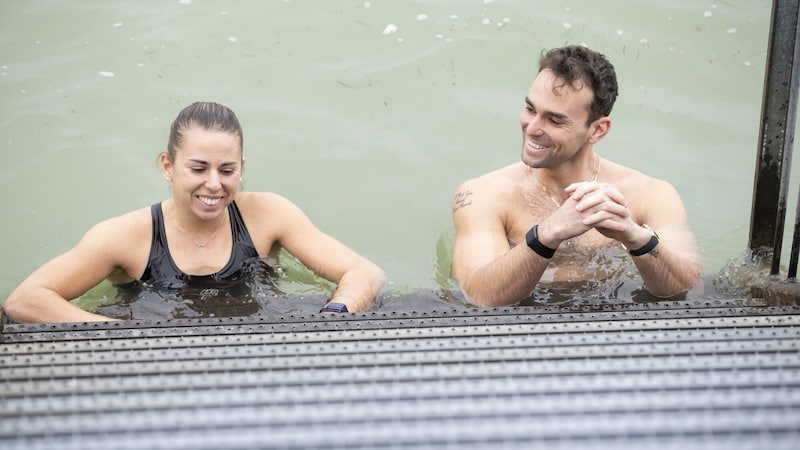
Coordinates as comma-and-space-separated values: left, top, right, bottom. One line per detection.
451, 45, 702, 307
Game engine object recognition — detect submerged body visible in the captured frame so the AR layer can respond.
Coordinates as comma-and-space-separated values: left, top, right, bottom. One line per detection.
5, 102, 385, 323
451, 46, 703, 307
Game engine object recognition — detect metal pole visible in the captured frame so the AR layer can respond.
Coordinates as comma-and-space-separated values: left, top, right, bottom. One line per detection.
749, 0, 800, 274
775, 0, 800, 276
788, 3, 800, 277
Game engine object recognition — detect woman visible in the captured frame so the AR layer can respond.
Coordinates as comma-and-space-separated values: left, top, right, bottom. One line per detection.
4, 102, 386, 323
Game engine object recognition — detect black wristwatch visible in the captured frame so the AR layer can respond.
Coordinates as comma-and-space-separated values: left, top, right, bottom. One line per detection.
624, 224, 660, 256
319, 302, 349, 313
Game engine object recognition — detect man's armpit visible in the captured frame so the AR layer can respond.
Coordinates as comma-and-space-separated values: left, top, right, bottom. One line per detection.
452, 190, 473, 213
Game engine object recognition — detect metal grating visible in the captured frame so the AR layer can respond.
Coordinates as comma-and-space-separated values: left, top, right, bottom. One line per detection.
2, 301, 800, 449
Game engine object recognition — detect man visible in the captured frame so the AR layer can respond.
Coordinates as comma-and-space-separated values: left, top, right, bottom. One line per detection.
450, 45, 702, 307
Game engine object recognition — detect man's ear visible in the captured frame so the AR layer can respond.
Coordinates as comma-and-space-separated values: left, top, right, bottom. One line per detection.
588, 117, 611, 144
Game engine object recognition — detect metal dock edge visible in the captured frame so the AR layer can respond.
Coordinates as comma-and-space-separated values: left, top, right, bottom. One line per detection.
2, 300, 799, 449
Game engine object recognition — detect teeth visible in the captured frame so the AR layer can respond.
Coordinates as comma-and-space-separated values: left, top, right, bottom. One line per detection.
528, 139, 546, 149
198, 196, 221, 206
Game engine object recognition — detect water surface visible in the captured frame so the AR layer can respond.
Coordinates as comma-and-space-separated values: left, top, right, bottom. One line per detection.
0, 0, 789, 315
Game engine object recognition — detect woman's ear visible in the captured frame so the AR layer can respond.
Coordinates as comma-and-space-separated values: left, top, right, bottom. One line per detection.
159, 152, 172, 182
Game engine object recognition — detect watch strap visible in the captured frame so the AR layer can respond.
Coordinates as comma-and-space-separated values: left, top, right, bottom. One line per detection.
525, 225, 556, 259
627, 225, 659, 256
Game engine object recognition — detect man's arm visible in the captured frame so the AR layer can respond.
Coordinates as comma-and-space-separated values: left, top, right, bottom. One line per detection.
615, 183, 702, 297
567, 179, 703, 297
451, 182, 552, 307
624, 221, 702, 297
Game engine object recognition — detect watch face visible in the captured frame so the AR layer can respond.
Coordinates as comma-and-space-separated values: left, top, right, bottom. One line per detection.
320, 302, 349, 313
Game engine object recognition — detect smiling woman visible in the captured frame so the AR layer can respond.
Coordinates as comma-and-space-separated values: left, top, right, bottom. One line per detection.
2, 102, 386, 323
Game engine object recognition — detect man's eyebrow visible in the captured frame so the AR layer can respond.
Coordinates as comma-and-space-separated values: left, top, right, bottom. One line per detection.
524, 97, 569, 122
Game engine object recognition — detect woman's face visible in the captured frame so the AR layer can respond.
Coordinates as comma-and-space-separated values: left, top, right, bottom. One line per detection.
162, 126, 243, 221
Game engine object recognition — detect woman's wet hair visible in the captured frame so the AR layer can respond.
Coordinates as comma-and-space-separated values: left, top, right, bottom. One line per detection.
538, 45, 619, 125
166, 101, 243, 161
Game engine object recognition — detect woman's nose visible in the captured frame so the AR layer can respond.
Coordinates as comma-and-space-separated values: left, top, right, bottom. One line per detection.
205, 172, 222, 190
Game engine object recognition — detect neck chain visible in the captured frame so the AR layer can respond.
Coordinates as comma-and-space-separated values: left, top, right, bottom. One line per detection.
538, 156, 601, 208
173, 204, 227, 248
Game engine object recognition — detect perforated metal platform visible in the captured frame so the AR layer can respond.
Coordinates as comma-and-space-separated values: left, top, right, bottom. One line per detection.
2, 300, 799, 449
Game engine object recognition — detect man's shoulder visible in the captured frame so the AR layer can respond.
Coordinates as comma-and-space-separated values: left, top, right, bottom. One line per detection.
603, 160, 681, 205
604, 159, 667, 185
455, 162, 522, 192
452, 163, 522, 218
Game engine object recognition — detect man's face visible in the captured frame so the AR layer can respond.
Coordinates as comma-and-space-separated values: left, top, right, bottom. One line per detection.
519, 69, 597, 169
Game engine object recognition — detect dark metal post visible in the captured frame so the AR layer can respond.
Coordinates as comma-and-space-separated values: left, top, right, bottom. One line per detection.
784, 3, 800, 278
749, 0, 800, 275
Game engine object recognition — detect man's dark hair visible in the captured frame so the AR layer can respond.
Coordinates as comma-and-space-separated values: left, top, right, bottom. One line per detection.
538, 45, 619, 124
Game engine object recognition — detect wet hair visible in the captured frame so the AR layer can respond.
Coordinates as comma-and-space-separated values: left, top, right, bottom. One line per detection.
538, 45, 619, 125
166, 101, 243, 161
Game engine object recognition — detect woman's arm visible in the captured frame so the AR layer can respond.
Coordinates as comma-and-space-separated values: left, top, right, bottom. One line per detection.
250, 193, 386, 312
4, 212, 148, 323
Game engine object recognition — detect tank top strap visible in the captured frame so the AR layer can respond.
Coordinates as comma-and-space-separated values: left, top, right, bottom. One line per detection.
223, 200, 260, 270
141, 202, 181, 283
150, 203, 168, 251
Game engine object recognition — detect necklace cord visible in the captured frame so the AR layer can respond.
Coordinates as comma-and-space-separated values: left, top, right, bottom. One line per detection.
537, 156, 600, 208
172, 204, 227, 248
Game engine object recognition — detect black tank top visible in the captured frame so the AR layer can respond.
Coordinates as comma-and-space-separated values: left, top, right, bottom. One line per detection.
141, 200, 264, 288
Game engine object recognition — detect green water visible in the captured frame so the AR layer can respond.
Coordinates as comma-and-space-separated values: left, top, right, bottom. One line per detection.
0, 0, 789, 310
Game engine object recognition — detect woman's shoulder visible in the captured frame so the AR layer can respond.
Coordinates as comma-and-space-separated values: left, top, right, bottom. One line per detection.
233, 192, 310, 244
235, 191, 297, 210
85, 205, 154, 241
68, 205, 155, 276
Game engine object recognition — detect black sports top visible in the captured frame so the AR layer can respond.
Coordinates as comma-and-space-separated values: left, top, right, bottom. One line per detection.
140, 200, 263, 288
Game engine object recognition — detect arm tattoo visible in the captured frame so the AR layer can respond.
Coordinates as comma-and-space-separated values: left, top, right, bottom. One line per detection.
452, 190, 473, 213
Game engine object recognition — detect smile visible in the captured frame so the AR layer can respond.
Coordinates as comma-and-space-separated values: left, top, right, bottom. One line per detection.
197, 196, 222, 206
527, 138, 549, 150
